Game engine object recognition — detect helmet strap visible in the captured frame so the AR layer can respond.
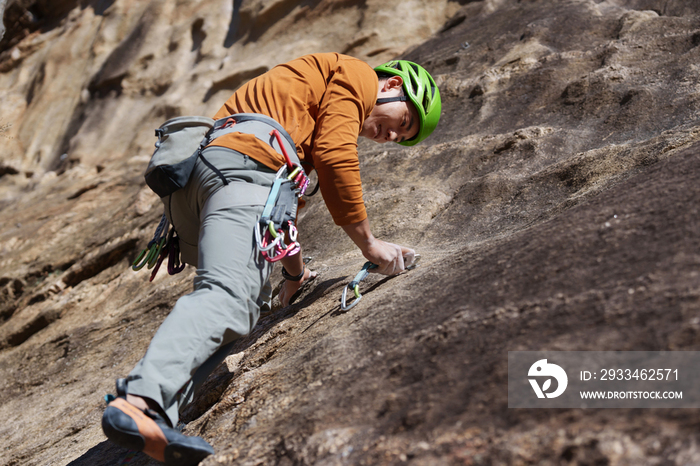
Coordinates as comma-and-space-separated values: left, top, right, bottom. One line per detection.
376, 96, 408, 104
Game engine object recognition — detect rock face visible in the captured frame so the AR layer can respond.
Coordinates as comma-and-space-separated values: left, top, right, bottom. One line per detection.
1, 0, 700, 465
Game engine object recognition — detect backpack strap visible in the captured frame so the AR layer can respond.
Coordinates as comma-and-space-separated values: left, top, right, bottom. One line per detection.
206, 113, 300, 166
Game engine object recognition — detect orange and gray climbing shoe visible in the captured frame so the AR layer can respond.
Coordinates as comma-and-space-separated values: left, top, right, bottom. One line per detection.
101, 379, 214, 465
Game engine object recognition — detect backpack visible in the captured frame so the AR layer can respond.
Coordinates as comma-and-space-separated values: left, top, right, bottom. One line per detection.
144, 113, 300, 198
144, 116, 214, 198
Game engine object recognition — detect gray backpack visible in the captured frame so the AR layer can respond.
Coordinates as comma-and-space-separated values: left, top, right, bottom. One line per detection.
144, 113, 299, 198
145, 116, 214, 198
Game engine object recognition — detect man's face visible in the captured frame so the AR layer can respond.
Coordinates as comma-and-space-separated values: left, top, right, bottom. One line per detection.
360, 76, 420, 144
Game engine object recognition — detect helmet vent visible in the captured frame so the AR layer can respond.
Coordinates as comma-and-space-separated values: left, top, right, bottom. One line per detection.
409, 75, 419, 95
422, 91, 430, 113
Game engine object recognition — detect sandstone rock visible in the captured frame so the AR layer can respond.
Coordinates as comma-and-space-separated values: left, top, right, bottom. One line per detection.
1, 1, 700, 465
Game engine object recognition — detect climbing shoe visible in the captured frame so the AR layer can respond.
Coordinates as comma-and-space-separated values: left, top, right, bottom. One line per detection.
102, 396, 214, 465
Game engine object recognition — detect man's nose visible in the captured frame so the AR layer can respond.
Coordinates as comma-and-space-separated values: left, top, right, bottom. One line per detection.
387, 130, 398, 141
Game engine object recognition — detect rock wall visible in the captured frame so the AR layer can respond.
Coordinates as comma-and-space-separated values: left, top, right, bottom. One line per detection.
1, 0, 700, 465
0, 0, 459, 179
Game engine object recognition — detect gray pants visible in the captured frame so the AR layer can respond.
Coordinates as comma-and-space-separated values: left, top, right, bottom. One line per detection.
127, 146, 277, 427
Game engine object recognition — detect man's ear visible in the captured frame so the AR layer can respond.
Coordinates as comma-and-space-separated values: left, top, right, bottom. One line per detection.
380, 75, 404, 91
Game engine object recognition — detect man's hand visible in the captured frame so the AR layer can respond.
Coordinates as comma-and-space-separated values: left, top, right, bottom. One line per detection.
278, 266, 317, 307
341, 218, 416, 276
364, 239, 415, 275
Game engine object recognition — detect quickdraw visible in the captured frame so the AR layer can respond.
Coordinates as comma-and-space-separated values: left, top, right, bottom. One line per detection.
132, 214, 168, 272
340, 255, 421, 311
340, 261, 378, 311
167, 230, 186, 276
132, 214, 187, 282
255, 130, 310, 263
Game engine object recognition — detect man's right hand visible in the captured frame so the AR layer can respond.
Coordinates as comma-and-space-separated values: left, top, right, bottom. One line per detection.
363, 238, 416, 275
341, 219, 416, 276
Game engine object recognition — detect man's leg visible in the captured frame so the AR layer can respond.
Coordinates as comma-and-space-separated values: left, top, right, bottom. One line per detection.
103, 178, 272, 464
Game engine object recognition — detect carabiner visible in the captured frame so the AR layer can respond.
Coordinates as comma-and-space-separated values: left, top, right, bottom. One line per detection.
284, 241, 301, 257
167, 230, 186, 275
268, 221, 279, 238
287, 166, 302, 181
340, 261, 377, 311
255, 224, 277, 252
132, 237, 165, 272
146, 236, 167, 269
131, 247, 150, 271
339, 255, 421, 311
340, 284, 362, 311
264, 245, 289, 262
149, 246, 168, 282
288, 221, 298, 242
132, 214, 170, 274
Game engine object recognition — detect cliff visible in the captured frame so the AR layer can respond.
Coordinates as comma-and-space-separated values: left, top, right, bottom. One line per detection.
1, 0, 700, 465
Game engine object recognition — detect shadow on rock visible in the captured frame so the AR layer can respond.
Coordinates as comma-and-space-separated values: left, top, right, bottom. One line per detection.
66, 440, 157, 466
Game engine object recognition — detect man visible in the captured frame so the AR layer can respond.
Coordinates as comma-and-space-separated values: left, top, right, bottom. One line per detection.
102, 53, 441, 465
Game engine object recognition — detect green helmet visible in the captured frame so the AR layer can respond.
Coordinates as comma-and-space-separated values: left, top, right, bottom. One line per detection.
374, 60, 441, 146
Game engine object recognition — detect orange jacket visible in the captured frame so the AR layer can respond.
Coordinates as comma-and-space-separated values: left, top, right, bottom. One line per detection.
211, 53, 378, 226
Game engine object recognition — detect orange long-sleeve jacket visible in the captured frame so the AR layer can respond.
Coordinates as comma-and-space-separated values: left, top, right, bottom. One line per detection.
211, 53, 378, 226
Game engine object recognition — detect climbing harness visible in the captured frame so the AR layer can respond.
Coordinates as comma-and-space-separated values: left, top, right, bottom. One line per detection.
254, 129, 310, 263
340, 254, 421, 311
134, 112, 312, 280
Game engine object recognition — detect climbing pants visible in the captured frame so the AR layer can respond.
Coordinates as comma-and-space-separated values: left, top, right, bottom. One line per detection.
126, 146, 277, 427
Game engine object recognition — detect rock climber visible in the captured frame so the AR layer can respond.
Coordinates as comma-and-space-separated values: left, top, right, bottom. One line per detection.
101, 52, 441, 465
